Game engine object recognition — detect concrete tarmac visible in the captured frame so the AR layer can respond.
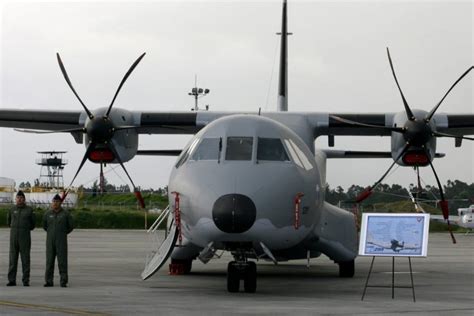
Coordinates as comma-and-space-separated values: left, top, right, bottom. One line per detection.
0, 229, 473, 315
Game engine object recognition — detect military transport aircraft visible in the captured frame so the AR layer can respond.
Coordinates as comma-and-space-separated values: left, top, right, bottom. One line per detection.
0, 0, 473, 293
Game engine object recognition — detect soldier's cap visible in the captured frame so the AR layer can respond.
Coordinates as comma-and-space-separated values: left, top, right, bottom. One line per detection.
16, 190, 25, 197
52, 194, 62, 201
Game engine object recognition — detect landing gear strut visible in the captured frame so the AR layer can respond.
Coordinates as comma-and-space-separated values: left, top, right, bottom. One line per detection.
227, 261, 257, 293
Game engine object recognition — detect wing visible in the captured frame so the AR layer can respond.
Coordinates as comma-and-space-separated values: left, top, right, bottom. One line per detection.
312, 113, 474, 138
3, 109, 474, 138
137, 112, 201, 134
0, 109, 83, 130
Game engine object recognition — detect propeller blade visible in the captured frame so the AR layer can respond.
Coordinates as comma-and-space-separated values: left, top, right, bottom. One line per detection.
330, 115, 405, 133
386, 47, 415, 121
56, 53, 94, 120
60, 190, 68, 203
426, 66, 474, 121
355, 143, 410, 203
428, 159, 457, 244
63, 143, 96, 197
108, 143, 146, 209
111, 126, 138, 132
106, 52, 146, 117
14, 127, 85, 134
433, 131, 474, 141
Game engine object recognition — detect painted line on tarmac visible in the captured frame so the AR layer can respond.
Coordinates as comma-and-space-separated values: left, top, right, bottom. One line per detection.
0, 300, 110, 315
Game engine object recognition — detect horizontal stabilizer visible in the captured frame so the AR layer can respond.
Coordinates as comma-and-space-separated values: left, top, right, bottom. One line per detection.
324, 150, 445, 159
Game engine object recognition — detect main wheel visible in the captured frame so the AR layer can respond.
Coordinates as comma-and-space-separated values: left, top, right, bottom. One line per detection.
338, 260, 355, 278
243, 261, 257, 293
227, 261, 240, 292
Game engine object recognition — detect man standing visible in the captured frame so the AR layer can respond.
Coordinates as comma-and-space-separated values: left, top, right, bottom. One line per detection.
43, 194, 73, 288
7, 190, 35, 287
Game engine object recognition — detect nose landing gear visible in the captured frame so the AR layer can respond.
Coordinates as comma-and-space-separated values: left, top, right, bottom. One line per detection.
227, 261, 257, 293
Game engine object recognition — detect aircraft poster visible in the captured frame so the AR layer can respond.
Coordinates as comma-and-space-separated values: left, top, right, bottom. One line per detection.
359, 213, 430, 257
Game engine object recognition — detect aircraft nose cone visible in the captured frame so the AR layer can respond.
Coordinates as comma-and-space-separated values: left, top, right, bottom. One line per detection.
212, 194, 256, 233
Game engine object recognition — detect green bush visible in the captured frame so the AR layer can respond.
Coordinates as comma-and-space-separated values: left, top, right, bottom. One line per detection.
0, 206, 160, 230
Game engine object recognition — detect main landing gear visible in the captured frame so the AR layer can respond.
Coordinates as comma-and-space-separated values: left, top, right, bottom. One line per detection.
227, 261, 257, 293
338, 260, 355, 278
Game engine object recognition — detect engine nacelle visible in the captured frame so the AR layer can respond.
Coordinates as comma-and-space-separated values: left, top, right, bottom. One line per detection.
391, 110, 437, 167
83, 107, 139, 163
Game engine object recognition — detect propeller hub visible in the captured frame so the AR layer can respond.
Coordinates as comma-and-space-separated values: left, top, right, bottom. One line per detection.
403, 119, 432, 146
86, 116, 115, 143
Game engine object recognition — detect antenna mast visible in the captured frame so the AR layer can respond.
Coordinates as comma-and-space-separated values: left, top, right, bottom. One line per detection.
277, 0, 292, 112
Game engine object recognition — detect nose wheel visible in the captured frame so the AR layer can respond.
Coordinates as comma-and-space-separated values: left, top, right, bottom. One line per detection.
227, 261, 257, 293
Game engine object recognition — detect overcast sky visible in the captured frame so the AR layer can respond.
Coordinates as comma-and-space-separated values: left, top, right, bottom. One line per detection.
0, 0, 472, 192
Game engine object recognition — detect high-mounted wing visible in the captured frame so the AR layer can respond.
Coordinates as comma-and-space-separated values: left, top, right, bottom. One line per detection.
0, 109, 83, 131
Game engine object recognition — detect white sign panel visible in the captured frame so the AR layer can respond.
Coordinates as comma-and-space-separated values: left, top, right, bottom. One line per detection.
359, 213, 430, 257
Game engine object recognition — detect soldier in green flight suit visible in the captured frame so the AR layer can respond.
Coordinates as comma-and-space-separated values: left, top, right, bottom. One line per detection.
6, 190, 36, 287
43, 194, 74, 288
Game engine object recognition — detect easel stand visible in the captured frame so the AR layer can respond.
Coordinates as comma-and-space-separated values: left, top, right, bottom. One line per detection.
361, 256, 416, 302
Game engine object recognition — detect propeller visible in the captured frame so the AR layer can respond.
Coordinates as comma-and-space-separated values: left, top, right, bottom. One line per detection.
352, 48, 473, 244
428, 159, 456, 244
57, 52, 147, 208
355, 143, 410, 203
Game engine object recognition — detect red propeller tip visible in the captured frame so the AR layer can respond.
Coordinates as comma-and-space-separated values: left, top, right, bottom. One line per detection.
134, 191, 145, 209
355, 188, 372, 203
60, 191, 68, 202
439, 200, 449, 220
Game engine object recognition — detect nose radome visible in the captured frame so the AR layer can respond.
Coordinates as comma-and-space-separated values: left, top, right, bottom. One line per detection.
212, 194, 256, 233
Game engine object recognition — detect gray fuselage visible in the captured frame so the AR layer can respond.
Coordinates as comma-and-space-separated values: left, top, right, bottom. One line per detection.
169, 115, 324, 252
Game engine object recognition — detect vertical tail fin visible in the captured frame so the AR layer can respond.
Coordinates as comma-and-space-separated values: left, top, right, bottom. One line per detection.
277, 0, 290, 111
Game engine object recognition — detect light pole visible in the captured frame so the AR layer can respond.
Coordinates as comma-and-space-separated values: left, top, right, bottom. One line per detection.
188, 75, 210, 111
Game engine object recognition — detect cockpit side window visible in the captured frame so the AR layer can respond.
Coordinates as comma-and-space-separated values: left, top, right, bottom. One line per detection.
175, 138, 199, 168
257, 138, 290, 161
191, 138, 220, 161
284, 139, 313, 170
225, 137, 253, 161
284, 139, 304, 168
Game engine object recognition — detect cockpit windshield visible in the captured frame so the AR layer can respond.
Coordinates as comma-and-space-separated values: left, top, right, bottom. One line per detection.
191, 138, 221, 161
257, 138, 289, 161
226, 137, 253, 161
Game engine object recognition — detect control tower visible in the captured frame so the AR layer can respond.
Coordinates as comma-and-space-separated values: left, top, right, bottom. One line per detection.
35, 151, 68, 189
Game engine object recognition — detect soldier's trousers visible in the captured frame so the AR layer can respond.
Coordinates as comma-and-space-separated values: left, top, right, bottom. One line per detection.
45, 242, 68, 285
8, 236, 31, 283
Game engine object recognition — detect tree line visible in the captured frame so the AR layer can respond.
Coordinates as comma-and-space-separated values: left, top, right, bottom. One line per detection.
325, 179, 474, 212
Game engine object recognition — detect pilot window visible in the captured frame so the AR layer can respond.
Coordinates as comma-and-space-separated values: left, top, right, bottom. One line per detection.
226, 137, 253, 161
191, 138, 221, 161
257, 138, 290, 161
175, 138, 199, 168
284, 139, 313, 170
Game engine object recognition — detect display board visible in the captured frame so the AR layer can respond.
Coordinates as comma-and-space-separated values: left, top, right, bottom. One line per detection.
359, 213, 430, 257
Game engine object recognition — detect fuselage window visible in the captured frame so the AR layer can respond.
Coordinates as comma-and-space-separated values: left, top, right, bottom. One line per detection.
191, 138, 220, 161
226, 137, 253, 161
257, 138, 290, 161
175, 138, 199, 168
